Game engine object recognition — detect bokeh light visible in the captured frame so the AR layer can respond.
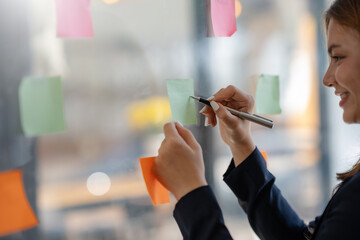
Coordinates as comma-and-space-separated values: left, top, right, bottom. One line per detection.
235, 0, 242, 18
86, 172, 111, 196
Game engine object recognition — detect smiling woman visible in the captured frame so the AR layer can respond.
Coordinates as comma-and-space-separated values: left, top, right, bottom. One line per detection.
1, 0, 357, 239
152, 0, 360, 239
323, 3, 360, 124
323, 0, 360, 193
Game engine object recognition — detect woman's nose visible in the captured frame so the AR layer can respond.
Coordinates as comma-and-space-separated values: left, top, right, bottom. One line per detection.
322, 65, 335, 87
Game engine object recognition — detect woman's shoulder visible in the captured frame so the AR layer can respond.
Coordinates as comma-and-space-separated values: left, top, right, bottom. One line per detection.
332, 170, 360, 203
342, 169, 360, 188
313, 170, 360, 239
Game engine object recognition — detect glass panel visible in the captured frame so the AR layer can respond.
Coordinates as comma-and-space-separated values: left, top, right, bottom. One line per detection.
5, 0, 359, 239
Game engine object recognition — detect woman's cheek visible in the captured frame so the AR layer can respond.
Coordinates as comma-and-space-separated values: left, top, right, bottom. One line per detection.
335, 65, 347, 85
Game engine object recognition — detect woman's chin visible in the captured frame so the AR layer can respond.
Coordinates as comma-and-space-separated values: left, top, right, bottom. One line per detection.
342, 111, 358, 124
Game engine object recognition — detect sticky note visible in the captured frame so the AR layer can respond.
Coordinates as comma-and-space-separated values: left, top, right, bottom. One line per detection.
55, 0, 94, 38
210, 0, 237, 37
166, 79, 197, 125
260, 151, 267, 164
139, 157, 170, 206
255, 74, 282, 114
0, 170, 38, 236
19, 76, 67, 137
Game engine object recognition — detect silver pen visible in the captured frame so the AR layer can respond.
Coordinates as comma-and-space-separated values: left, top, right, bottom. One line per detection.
191, 96, 274, 129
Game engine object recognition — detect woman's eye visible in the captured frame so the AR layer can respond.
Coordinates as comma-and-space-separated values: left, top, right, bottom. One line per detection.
331, 56, 344, 62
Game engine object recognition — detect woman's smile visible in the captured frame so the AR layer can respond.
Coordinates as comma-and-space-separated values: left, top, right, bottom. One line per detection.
337, 91, 350, 107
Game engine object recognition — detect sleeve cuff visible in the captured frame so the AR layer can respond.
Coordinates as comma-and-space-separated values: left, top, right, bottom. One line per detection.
223, 147, 274, 212
223, 146, 262, 179
174, 185, 219, 222
173, 186, 226, 238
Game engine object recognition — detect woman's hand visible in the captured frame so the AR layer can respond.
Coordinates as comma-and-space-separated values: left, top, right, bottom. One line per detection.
152, 122, 207, 201
200, 85, 256, 166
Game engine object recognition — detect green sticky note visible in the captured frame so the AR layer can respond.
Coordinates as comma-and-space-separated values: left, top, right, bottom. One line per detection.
166, 79, 197, 125
255, 74, 282, 114
19, 76, 67, 137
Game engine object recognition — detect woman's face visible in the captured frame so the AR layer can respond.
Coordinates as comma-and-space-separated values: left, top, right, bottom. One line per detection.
323, 18, 360, 123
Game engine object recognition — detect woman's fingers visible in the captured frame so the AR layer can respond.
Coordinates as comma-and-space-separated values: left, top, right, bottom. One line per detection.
212, 85, 244, 101
174, 122, 200, 150
163, 122, 178, 138
211, 85, 254, 112
154, 122, 207, 200
198, 85, 254, 128
162, 122, 201, 150
210, 101, 239, 129
199, 105, 217, 127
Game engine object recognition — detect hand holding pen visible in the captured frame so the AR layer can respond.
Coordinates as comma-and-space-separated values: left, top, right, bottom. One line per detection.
191, 96, 273, 129
196, 85, 260, 165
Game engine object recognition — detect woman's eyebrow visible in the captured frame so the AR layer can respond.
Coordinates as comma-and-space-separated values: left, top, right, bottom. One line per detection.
328, 44, 341, 55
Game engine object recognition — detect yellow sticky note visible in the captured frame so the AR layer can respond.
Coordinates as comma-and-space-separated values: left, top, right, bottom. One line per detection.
0, 169, 38, 236
139, 157, 170, 205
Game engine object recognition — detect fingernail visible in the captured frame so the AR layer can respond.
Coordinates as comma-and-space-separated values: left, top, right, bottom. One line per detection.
210, 101, 219, 111
199, 106, 207, 113
207, 96, 214, 101
176, 121, 183, 127
204, 117, 209, 127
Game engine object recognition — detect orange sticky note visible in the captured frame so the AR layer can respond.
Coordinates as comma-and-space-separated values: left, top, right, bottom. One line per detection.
260, 151, 268, 164
139, 157, 170, 205
0, 169, 38, 236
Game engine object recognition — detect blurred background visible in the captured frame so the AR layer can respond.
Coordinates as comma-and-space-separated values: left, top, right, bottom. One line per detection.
1, 0, 360, 239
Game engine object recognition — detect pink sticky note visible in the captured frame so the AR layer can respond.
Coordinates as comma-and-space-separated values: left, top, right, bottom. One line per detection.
211, 0, 237, 37
55, 0, 94, 38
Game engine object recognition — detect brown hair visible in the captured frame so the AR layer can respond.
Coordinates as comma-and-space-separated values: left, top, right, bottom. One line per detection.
324, 0, 360, 187
325, 0, 360, 33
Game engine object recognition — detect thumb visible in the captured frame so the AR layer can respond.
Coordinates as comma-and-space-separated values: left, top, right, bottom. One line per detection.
174, 122, 200, 150
210, 101, 239, 129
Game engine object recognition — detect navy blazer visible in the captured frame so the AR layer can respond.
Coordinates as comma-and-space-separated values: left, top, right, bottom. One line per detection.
173, 147, 360, 240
